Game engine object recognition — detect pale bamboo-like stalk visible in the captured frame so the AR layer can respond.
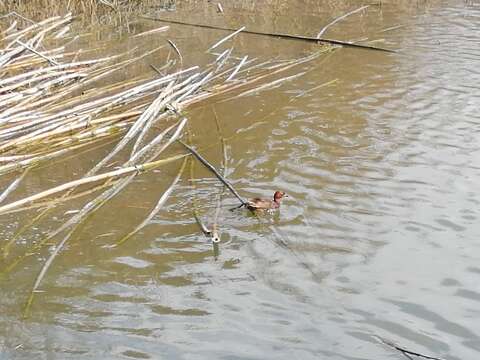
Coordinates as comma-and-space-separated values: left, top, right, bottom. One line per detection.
191, 161, 211, 236
0, 181, 114, 216
1, 119, 188, 270
113, 157, 188, 247
23, 213, 81, 318
0, 59, 104, 87
0, 168, 29, 204
208, 26, 245, 51
0, 156, 188, 274
130, 80, 176, 156
3, 15, 62, 41
14, 118, 187, 266
24, 154, 184, 317
132, 25, 169, 38
226, 56, 248, 82
85, 100, 175, 173
49, 119, 188, 236
0, 153, 188, 215
0, 135, 119, 176
211, 107, 227, 243
317, 5, 370, 38
13, 39, 60, 66
188, 130, 211, 237
233, 72, 306, 98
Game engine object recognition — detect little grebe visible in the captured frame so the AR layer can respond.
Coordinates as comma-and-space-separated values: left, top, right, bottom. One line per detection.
246, 191, 286, 211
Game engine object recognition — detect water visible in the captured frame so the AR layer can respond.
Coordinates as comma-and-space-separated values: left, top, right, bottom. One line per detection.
1, 1, 480, 359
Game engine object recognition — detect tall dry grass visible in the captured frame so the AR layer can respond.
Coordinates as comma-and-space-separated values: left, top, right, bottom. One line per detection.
0, 0, 175, 26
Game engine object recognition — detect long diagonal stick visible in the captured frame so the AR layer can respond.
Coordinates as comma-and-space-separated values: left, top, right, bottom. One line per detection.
178, 140, 247, 206
141, 16, 396, 53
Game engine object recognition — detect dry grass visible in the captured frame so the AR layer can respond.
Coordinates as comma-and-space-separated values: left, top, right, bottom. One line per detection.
0, 0, 174, 26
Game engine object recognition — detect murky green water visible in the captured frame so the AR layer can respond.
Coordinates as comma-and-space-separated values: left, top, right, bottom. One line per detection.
1, 1, 480, 359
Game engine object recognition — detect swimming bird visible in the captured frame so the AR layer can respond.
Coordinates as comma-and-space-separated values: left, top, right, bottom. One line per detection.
246, 191, 287, 211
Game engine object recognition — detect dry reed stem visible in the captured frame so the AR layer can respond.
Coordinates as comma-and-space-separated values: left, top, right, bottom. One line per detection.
0, 11, 321, 180
132, 25, 169, 38
113, 157, 188, 247
317, 5, 370, 38
211, 106, 227, 243
187, 128, 212, 237
0, 180, 113, 216
208, 26, 245, 52
0, 155, 188, 274
0, 153, 187, 215
23, 224, 78, 318
0, 167, 29, 203
19, 121, 189, 314
1, 119, 187, 272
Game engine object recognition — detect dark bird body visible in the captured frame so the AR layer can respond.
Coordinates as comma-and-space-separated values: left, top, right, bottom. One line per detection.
246, 191, 286, 211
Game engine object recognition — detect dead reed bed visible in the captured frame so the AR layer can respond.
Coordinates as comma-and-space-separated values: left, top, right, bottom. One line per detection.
0, 0, 171, 26
0, 13, 331, 213
0, 12, 334, 315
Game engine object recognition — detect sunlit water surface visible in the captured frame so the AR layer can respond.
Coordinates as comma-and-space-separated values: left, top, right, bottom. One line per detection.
1, 1, 480, 359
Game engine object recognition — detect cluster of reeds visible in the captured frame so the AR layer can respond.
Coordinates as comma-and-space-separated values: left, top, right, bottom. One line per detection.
0, 12, 329, 210
0, 12, 333, 315
0, 1, 174, 26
